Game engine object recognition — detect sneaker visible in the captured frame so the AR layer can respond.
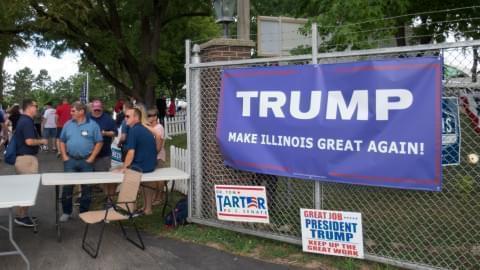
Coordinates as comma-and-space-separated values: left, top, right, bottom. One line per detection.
132, 209, 145, 218
14, 217, 36, 227
59, 214, 71, 222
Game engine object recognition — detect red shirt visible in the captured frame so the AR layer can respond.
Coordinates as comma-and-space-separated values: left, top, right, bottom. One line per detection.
168, 101, 176, 117
56, 103, 72, 127
114, 100, 124, 113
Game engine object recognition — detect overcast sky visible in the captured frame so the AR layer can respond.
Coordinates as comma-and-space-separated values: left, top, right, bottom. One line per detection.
3, 40, 471, 83
4, 47, 80, 81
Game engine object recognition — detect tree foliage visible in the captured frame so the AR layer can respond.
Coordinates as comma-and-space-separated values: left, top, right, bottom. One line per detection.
0, 0, 30, 102
23, 0, 215, 107
10, 67, 35, 104
286, 0, 479, 51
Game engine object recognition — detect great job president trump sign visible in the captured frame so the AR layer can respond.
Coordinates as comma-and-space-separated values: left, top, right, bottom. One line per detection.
216, 57, 442, 191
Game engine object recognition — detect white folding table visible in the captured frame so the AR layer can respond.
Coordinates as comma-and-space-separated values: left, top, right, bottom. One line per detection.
41, 167, 189, 241
0, 174, 41, 270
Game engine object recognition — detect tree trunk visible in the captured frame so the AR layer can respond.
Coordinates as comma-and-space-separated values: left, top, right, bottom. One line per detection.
144, 85, 155, 108
472, 47, 478, 83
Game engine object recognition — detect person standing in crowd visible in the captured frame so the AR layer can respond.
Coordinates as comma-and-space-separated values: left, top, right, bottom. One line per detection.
59, 102, 103, 222
55, 98, 72, 156
142, 108, 166, 215
119, 106, 157, 176
156, 96, 167, 126
168, 97, 176, 117
118, 100, 134, 156
89, 99, 117, 196
33, 107, 43, 137
42, 102, 57, 152
8, 104, 21, 132
114, 98, 125, 128
14, 99, 48, 227
0, 104, 6, 146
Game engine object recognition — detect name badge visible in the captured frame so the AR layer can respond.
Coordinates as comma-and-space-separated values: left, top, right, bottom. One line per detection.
81, 130, 89, 136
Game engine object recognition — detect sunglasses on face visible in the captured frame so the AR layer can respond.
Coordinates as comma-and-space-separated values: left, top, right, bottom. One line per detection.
148, 114, 157, 117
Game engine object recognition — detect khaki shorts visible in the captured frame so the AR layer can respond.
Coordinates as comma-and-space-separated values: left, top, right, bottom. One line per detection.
15, 155, 39, 174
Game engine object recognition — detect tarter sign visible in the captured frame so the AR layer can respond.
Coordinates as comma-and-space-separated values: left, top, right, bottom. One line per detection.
215, 185, 269, 223
300, 209, 364, 258
216, 57, 442, 191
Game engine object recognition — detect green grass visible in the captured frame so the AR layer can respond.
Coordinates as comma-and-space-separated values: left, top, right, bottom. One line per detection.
135, 204, 401, 269
164, 134, 188, 166
134, 134, 402, 270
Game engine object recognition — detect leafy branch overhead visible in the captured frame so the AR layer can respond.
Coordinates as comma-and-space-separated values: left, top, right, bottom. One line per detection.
290, 0, 480, 51
1, 0, 216, 106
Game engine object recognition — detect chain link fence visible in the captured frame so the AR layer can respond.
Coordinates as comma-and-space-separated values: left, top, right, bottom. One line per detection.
186, 41, 480, 270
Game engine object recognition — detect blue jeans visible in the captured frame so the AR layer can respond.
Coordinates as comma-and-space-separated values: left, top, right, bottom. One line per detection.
42, 128, 57, 138
62, 159, 94, 214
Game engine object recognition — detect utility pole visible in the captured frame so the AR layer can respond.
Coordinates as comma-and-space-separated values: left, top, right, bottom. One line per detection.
237, 0, 250, 40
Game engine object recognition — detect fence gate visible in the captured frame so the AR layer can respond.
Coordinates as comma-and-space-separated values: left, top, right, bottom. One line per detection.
185, 39, 480, 270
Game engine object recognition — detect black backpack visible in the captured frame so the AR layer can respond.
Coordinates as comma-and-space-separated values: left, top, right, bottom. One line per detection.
165, 197, 188, 227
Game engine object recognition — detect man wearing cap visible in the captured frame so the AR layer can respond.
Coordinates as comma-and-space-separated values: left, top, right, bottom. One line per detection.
59, 102, 103, 222
89, 99, 117, 195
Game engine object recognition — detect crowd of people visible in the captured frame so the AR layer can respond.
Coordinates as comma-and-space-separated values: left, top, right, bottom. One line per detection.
0, 97, 168, 227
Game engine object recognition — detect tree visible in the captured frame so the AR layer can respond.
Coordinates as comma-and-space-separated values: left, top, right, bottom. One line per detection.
260, 0, 478, 51
30, 69, 52, 105
1, 70, 13, 106
49, 77, 74, 105
34, 69, 51, 92
10, 67, 34, 103
77, 61, 117, 109
20, 0, 213, 107
156, 16, 220, 100
0, 0, 30, 102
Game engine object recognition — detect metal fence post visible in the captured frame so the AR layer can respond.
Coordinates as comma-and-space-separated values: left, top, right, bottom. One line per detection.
185, 39, 192, 218
186, 36, 480, 269
311, 22, 322, 210
189, 43, 202, 218
312, 22, 318, 65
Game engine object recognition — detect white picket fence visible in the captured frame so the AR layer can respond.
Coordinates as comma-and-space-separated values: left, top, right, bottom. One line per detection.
164, 111, 187, 139
168, 145, 189, 194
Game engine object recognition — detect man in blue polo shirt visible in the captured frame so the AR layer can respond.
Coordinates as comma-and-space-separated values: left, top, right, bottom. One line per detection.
121, 107, 157, 173
89, 99, 117, 196
59, 102, 103, 222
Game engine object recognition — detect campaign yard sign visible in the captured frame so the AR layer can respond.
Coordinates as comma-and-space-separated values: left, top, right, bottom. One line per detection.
215, 185, 269, 223
216, 57, 442, 191
301, 209, 364, 259
442, 97, 460, 166
111, 145, 123, 168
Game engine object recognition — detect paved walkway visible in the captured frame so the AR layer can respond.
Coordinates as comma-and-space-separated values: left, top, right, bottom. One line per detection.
0, 151, 301, 270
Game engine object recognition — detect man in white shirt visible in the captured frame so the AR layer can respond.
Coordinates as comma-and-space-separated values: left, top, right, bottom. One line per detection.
42, 102, 57, 152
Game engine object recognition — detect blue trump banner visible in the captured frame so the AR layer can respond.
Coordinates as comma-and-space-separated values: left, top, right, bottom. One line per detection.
216, 57, 442, 191
442, 97, 460, 166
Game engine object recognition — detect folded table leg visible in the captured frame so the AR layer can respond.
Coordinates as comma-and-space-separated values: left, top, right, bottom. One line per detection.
55, 186, 61, 242
0, 208, 31, 270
